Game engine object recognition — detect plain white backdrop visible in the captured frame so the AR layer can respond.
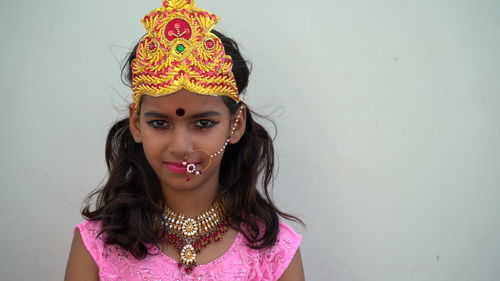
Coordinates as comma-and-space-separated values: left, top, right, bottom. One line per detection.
1, 0, 499, 280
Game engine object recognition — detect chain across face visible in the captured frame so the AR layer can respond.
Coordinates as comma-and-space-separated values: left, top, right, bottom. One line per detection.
181, 103, 245, 182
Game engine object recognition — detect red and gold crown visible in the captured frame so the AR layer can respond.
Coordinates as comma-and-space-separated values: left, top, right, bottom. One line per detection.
131, 0, 240, 111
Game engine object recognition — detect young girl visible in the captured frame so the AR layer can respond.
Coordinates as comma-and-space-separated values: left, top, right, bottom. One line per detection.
65, 1, 304, 280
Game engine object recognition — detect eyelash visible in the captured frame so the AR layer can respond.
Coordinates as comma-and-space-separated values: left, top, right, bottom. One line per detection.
147, 120, 170, 129
195, 120, 219, 129
146, 120, 219, 130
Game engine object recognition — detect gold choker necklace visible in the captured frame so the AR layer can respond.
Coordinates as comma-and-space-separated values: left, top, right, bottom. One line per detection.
162, 195, 228, 274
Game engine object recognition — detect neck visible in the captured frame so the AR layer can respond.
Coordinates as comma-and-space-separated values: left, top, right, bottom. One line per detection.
161, 177, 220, 218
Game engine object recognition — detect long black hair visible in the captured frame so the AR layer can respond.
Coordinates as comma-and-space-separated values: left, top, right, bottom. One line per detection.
82, 30, 303, 259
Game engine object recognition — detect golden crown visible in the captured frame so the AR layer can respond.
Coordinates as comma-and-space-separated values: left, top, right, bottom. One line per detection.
131, 0, 240, 111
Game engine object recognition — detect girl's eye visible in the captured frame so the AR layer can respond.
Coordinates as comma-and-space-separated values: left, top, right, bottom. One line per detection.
195, 120, 219, 129
147, 120, 169, 129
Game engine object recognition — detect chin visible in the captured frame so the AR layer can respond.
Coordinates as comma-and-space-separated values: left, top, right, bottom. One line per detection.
161, 177, 200, 191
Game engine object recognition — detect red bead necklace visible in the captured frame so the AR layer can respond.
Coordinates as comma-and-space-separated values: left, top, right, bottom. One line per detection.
162, 195, 228, 274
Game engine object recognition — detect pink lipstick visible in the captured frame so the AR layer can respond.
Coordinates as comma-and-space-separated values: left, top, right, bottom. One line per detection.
164, 162, 186, 174
164, 161, 200, 174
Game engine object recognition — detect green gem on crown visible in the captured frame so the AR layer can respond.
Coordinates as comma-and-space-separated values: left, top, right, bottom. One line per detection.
176, 44, 186, 53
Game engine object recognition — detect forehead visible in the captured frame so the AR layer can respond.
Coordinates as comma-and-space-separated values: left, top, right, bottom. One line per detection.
140, 89, 227, 112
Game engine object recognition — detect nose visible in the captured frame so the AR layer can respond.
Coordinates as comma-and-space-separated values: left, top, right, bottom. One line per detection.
168, 126, 192, 159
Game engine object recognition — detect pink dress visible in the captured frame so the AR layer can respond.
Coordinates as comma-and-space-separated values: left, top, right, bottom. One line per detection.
75, 219, 301, 281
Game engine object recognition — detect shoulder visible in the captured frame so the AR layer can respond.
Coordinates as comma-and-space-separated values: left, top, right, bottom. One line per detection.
261, 222, 302, 277
273, 222, 304, 280
276, 221, 302, 248
237, 221, 302, 281
258, 222, 302, 256
75, 219, 103, 237
73, 219, 106, 265
64, 220, 103, 280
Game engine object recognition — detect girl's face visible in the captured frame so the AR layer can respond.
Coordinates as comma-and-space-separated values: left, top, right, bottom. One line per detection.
129, 89, 246, 191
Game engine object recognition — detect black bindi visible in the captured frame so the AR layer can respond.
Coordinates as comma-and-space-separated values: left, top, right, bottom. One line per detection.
176, 108, 185, 116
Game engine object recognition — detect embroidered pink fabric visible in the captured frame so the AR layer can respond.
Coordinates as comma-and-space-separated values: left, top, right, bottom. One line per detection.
75, 219, 301, 281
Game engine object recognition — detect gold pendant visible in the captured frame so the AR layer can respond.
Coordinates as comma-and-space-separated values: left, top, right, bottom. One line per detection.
180, 244, 196, 266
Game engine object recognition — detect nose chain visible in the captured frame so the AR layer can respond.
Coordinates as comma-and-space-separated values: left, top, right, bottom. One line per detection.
182, 95, 246, 182
208, 103, 245, 159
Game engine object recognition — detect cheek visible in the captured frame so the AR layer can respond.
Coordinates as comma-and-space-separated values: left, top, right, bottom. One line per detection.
141, 144, 160, 170
140, 132, 166, 161
199, 129, 230, 152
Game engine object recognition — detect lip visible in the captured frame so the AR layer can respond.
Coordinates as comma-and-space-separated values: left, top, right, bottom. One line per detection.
164, 161, 200, 174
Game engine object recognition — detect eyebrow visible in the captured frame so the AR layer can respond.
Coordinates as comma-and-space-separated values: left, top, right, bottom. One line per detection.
143, 111, 221, 118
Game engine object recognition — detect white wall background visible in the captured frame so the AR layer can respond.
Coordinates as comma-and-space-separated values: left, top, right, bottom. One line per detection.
1, 0, 499, 280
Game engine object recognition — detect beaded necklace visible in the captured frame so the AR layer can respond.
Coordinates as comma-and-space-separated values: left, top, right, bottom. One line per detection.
162, 195, 228, 274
